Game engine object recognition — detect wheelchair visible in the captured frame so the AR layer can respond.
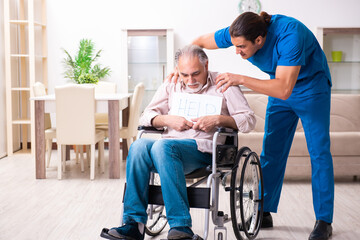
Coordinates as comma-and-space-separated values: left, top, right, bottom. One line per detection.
106, 126, 264, 240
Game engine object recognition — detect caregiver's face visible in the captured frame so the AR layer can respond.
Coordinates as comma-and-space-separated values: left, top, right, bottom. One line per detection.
231, 35, 265, 59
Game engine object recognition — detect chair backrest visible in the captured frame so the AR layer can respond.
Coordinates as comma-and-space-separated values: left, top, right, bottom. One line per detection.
94, 81, 117, 94
33, 81, 47, 96
94, 81, 117, 125
242, 94, 268, 132
128, 82, 145, 137
245, 94, 306, 131
55, 85, 96, 145
245, 93, 360, 132
330, 94, 360, 132
33, 82, 52, 130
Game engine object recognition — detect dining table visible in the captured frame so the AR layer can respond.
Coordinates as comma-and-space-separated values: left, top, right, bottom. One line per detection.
31, 93, 132, 179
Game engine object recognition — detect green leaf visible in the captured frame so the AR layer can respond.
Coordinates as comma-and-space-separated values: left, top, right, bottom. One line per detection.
62, 39, 111, 83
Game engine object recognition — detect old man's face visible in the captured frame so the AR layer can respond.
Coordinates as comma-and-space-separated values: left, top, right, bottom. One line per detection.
177, 55, 208, 92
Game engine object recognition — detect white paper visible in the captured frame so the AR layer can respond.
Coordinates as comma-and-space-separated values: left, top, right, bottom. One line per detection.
170, 93, 222, 120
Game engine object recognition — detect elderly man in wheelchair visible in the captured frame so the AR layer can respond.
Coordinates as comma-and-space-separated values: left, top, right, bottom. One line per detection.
101, 45, 263, 240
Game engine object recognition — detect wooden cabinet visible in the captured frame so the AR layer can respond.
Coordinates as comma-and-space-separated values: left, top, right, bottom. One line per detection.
120, 29, 174, 111
317, 28, 360, 92
4, 0, 47, 155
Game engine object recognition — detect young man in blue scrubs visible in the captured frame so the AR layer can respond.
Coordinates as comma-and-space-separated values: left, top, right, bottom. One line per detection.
191, 11, 334, 240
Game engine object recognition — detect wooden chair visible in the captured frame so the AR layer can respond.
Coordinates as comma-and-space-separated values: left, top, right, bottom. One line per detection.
55, 85, 105, 180
95, 81, 117, 126
75, 81, 117, 163
97, 82, 145, 156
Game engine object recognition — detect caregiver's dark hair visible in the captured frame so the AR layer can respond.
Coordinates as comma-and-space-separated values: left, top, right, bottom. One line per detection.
229, 11, 271, 43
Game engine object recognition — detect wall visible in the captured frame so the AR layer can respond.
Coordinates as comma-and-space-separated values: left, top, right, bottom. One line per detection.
46, 0, 360, 94
0, 0, 7, 158
1, 0, 358, 155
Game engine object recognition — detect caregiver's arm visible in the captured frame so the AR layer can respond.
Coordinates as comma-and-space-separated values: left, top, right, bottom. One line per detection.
216, 65, 301, 100
192, 32, 219, 49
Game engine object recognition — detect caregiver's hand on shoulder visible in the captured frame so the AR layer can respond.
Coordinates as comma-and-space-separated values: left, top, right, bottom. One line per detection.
165, 68, 180, 84
215, 73, 243, 92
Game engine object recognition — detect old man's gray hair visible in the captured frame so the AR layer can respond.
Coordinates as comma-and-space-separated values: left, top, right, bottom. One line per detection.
175, 45, 209, 67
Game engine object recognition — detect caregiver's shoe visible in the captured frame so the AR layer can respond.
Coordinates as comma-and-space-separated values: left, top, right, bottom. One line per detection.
261, 212, 273, 228
308, 220, 332, 240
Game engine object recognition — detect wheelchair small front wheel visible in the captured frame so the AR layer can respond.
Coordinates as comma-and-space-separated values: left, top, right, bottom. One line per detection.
145, 173, 168, 236
230, 149, 263, 240
145, 204, 168, 236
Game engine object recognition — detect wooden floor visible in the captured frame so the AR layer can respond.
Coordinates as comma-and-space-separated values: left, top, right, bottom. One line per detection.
0, 151, 359, 240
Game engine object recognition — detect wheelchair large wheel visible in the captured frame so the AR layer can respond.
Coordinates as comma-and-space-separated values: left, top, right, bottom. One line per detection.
230, 148, 264, 240
145, 204, 168, 236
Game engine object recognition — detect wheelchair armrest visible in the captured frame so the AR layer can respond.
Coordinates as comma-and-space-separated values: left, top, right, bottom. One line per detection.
137, 126, 165, 133
138, 126, 235, 134
137, 126, 165, 139
216, 127, 238, 134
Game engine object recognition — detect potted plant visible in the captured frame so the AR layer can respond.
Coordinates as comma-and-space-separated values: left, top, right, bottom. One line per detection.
63, 39, 111, 154
63, 38, 111, 84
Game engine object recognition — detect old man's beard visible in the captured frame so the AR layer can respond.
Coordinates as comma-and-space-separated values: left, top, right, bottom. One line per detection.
183, 81, 204, 93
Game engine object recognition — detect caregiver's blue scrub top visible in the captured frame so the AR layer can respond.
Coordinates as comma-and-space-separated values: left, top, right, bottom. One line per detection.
214, 14, 331, 96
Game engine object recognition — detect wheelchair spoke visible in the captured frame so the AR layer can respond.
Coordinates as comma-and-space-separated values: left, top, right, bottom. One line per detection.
230, 150, 263, 240
244, 157, 261, 235
147, 213, 167, 229
145, 205, 168, 236
147, 205, 164, 216
145, 177, 168, 238
231, 147, 249, 239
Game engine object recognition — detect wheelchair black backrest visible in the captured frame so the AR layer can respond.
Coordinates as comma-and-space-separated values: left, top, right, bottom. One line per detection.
216, 135, 238, 168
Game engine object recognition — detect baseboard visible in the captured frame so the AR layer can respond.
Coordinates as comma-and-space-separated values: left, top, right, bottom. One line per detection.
21, 142, 120, 150
51, 142, 116, 150
0, 152, 7, 159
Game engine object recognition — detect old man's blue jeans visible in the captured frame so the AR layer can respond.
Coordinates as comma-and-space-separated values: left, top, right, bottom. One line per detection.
122, 138, 212, 228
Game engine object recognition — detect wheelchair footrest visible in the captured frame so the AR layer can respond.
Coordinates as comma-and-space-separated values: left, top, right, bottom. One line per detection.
148, 185, 211, 209
160, 234, 204, 240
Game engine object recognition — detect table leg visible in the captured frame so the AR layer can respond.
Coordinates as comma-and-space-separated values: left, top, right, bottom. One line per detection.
66, 145, 70, 160
122, 98, 130, 160
108, 100, 120, 179
35, 100, 46, 179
